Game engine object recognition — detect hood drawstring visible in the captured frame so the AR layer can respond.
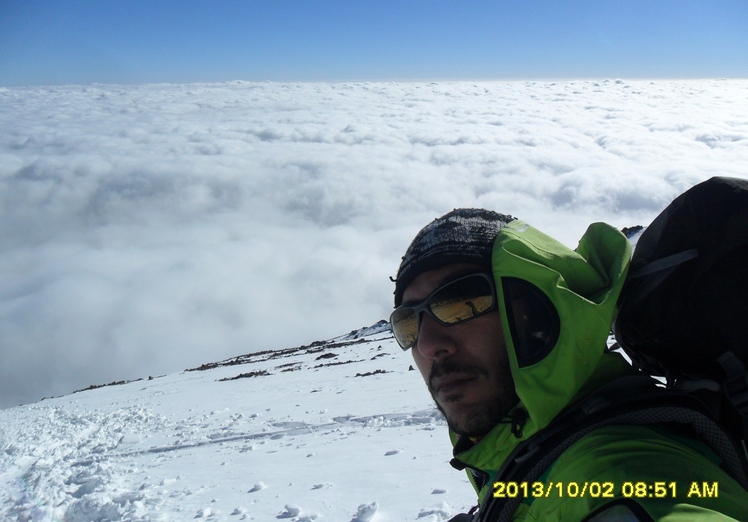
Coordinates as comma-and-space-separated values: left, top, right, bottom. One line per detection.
510, 409, 528, 439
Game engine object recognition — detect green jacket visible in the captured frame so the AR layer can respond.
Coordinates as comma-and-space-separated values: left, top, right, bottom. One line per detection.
449, 220, 748, 521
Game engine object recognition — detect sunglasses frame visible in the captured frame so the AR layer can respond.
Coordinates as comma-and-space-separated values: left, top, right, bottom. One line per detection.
390, 272, 497, 350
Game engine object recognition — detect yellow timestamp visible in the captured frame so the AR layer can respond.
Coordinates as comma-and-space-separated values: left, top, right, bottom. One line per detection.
493, 481, 618, 499
493, 481, 719, 499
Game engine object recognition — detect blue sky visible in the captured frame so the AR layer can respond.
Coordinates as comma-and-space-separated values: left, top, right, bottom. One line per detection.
1, 1, 747, 86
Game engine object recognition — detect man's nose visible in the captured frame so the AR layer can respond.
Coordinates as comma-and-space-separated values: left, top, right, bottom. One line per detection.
416, 313, 457, 360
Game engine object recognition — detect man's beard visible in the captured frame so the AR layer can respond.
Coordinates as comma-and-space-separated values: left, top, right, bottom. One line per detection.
428, 358, 518, 437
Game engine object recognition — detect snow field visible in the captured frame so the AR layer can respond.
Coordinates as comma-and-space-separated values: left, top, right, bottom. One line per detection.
0, 326, 476, 521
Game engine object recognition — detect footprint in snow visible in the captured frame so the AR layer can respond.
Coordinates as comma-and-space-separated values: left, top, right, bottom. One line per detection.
431, 488, 447, 494
384, 450, 400, 456
277, 504, 302, 519
194, 507, 213, 518
311, 483, 333, 490
248, 482, 266, 492
350, 501, 378, 522
417, 501, 453, 520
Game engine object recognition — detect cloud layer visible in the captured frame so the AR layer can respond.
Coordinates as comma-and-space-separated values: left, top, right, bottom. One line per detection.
1, 79, 747, 408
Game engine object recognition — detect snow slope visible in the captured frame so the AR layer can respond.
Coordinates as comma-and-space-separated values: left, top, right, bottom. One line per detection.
0, 322, 477, 521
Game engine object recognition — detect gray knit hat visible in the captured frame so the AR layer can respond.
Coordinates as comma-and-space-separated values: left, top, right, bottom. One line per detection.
393, 208, 516, 306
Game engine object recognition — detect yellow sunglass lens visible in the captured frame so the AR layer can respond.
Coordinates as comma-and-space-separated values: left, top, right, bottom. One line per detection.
391, 309, 418, 347
431, 295, 493, 323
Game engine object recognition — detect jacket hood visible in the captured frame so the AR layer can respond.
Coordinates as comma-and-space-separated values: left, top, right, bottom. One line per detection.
450, 220, 633, 498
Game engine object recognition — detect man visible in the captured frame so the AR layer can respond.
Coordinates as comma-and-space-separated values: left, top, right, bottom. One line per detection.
390, 209, 748, 521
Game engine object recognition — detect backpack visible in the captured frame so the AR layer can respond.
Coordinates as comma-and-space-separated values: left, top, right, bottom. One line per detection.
461, 177, 748, 522
613, 176, 748, 450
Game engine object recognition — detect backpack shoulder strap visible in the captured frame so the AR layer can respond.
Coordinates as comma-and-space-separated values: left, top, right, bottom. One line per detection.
717, 351, 748, 441
476, 376, 748, 522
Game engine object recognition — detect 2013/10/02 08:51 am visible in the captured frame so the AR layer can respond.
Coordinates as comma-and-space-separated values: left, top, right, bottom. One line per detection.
493, 481, 720, 499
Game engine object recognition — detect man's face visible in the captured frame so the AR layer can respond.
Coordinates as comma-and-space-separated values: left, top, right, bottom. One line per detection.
402, 263, 519, 437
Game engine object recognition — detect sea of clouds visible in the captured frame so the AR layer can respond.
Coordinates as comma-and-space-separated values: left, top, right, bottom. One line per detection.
1, 79, 747, 409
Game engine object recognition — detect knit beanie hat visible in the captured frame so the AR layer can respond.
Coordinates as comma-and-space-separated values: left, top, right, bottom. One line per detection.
394, 208, 516, 306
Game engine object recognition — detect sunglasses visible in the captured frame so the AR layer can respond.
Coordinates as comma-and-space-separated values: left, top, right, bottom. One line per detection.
390, 272, 497, 350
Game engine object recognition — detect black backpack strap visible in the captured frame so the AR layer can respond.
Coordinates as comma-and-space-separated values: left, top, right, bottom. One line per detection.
622, 248, 699, 307
627, 248, 699, 280
718, 351, 748, 445
475, 376, 748, 522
